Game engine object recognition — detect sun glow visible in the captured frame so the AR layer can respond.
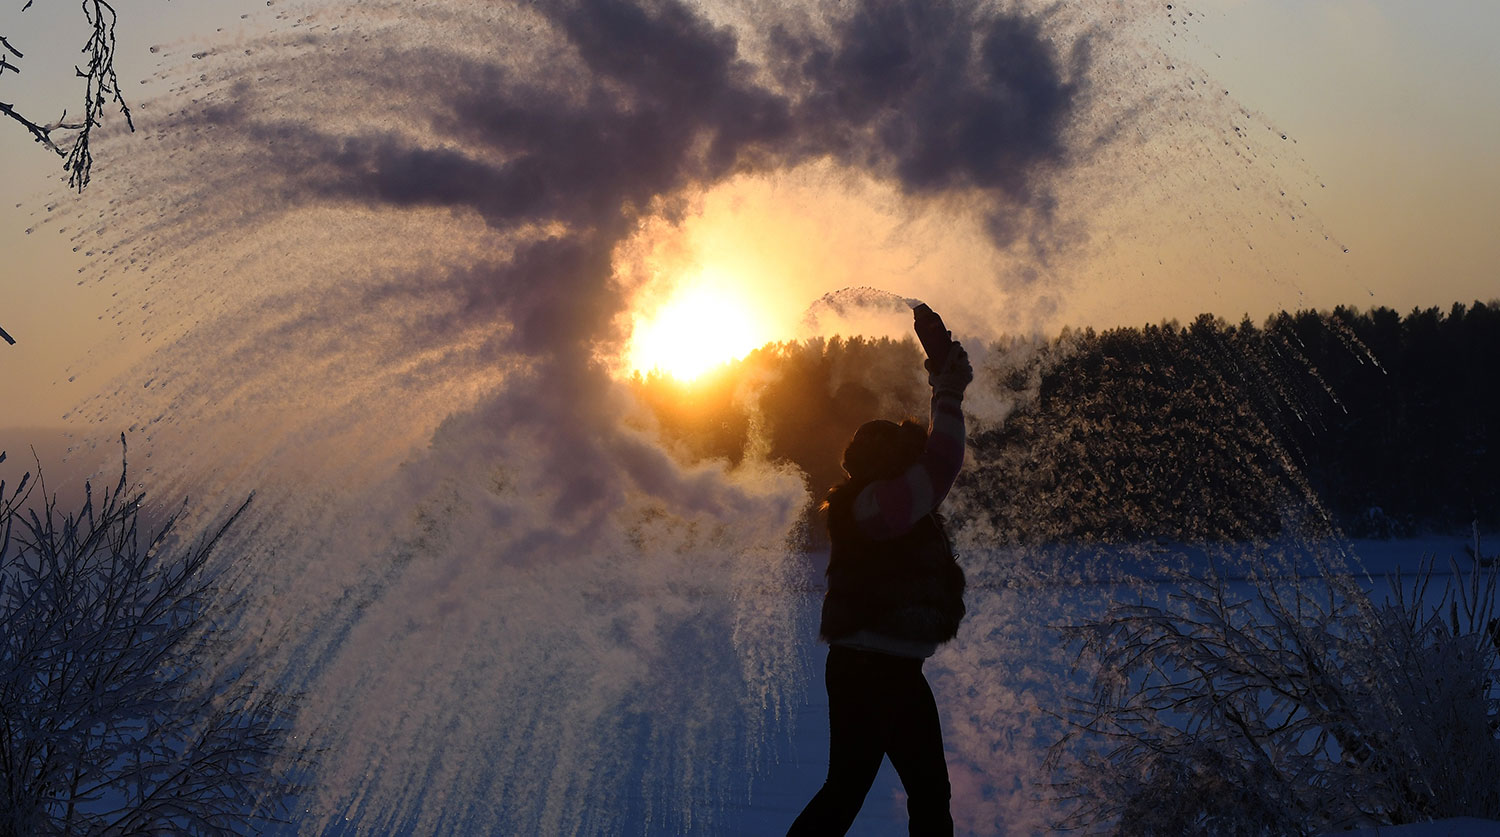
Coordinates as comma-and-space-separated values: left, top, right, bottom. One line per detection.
626, 274, 768, 381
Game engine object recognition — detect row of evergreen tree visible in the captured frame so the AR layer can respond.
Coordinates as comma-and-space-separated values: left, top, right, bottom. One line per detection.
633, 301, 1500, 544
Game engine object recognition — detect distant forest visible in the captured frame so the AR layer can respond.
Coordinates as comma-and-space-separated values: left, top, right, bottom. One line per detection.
633, 302, 1500, 545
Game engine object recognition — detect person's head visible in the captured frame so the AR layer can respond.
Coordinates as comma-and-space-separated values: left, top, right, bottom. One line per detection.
840, 418, 927, 482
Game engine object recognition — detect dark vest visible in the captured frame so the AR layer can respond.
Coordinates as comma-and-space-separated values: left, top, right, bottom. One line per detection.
819, 482, 966, 644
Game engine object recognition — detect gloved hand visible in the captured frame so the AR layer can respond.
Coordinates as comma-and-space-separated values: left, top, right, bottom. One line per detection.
926, 342, 973, 400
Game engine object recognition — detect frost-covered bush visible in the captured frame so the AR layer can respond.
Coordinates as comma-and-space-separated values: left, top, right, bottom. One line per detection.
1054, 550, 1500, 835
0, 439, 300, 836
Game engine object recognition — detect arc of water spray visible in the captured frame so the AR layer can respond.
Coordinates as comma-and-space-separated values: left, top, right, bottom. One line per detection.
801, 286, 926, 332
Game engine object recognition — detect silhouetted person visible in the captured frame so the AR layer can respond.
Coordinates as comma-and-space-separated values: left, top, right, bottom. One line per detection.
788, 307, 972, 836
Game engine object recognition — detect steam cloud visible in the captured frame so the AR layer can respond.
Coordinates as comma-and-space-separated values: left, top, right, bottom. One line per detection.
166, 0, 1087, 363
39, 0, 1222, 831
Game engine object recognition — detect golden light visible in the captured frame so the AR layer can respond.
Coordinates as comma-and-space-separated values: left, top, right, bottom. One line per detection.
626, 271, 769, 381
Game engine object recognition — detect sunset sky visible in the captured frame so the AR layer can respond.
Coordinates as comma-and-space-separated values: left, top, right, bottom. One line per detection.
2, 0, 1497, 428
1, 3, 1496, 830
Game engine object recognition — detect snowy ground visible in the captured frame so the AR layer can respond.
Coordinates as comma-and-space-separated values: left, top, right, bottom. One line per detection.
258, 534, 1488, 834
721, 535, 1493, 835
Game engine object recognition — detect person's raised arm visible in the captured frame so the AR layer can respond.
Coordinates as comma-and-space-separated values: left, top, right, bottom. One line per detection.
851, 343, 972, 539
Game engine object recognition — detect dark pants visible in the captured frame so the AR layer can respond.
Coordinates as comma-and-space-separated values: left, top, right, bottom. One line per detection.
787, 646, 954, 836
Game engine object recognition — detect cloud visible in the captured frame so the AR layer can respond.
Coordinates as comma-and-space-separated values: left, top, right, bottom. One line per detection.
175, 0, 1088, 307
120, 0, 1095, 523
59, 0, 1113, 830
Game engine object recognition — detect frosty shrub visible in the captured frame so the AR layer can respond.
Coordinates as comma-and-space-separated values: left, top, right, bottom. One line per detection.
0, 438, 300, 836
1053, 550, 1500, 836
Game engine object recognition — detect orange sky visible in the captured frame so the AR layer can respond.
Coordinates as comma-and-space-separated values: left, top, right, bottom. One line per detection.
2, 0, 1497, 428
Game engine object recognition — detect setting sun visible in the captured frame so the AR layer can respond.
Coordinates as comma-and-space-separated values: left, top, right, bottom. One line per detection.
626, 273, 768, 381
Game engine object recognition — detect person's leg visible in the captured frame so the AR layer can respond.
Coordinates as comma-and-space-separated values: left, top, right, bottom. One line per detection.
787, 647, 886, 836
882, 660, 953, 837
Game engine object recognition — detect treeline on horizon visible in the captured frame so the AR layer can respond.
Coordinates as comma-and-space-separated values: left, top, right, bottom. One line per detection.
632, 301, 1500, 545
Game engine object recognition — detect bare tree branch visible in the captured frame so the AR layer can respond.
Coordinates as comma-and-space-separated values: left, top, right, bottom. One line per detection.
0, 99, 66, 153
1, 435, 304, 833
1, 0, 135, 191
1052, 551, 1500, 834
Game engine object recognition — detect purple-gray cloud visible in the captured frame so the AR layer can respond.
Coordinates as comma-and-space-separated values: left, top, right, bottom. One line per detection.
49, 1, 1127, 831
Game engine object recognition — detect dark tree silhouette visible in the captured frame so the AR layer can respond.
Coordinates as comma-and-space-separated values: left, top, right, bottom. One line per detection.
0, 439, 300, 835
632, 301, 1500, 545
